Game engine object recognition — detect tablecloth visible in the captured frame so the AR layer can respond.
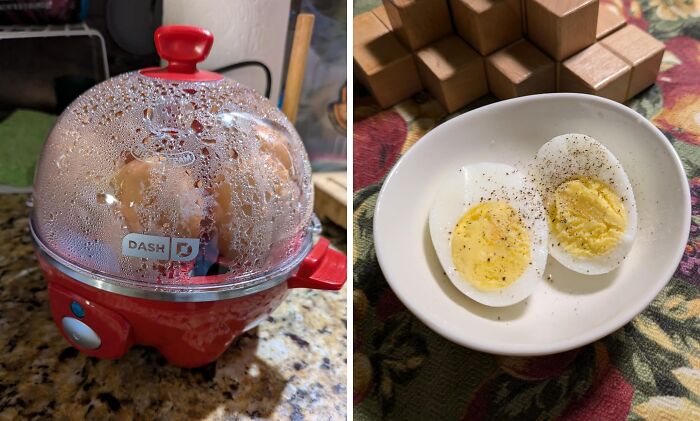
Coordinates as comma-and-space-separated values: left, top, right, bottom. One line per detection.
353, 1, 700, 419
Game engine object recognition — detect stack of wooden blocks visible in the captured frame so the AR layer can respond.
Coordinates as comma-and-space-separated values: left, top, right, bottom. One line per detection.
354, 0, 665, 112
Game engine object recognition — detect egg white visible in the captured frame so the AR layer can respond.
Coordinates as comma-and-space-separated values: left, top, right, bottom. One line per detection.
429, 163, 548, 307
528, 134, 637, 275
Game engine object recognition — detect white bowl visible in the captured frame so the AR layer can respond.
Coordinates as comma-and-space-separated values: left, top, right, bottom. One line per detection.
373, 93, 690, 356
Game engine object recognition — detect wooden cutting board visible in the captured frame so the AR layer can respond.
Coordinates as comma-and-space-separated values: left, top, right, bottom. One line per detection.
312, 171, 347, 229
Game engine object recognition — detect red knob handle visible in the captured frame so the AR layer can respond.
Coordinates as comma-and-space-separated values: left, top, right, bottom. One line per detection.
154, 25, 214, 74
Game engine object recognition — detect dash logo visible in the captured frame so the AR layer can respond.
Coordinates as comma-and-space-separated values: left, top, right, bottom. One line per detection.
122, 233, 199, 262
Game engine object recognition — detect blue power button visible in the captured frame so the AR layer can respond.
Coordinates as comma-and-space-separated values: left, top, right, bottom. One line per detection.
70, 301, 85, 318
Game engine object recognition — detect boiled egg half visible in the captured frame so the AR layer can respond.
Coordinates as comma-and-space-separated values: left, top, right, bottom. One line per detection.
429, 163, 548, 307
527, 134, 637, 275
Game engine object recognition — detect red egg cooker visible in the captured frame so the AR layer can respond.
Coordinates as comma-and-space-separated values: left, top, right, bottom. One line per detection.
30, 25, 346, 368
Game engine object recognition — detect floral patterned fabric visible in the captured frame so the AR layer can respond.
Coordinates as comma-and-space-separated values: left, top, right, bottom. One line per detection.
353, 1, 700, 419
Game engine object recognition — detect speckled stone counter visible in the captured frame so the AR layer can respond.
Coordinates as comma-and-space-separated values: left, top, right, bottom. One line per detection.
0, 194, 347, 420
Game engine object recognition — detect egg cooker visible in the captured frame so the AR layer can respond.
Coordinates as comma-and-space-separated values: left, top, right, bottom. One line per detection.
30, 25, 346, 367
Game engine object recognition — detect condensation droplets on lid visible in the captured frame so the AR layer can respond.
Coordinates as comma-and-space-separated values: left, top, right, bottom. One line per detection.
31, 72, 314, 291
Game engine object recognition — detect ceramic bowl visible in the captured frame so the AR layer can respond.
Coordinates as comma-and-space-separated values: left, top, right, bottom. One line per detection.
373, 93, 690, 356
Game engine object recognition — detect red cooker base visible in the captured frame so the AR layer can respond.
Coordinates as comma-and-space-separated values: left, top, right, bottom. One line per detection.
35, 238, 346, 368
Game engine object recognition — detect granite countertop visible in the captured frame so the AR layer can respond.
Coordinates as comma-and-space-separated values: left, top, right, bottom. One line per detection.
0, 194, 347, 420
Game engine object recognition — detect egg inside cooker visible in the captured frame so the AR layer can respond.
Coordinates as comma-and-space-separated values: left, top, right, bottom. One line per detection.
31, 73, 314, 284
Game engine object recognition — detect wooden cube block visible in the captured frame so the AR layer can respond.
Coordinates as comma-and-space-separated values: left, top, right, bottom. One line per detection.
556, 61, 561, 92
354, 11, 384, 46
415, 35, 488, 113
521, 0, 528, 34
526, 0, 598, 61
313, 172, 347, 229
486, 40, 555, 100
383, 0, 453, 50
600, 25, 665, 99
450, 0, 522, 55
372, 5, 392, 30
560, 43, 631, 103
596, 4, 626, 40
354, 11, 422, 108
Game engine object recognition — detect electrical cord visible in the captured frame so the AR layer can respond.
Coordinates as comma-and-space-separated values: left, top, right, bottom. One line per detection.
213, 61, 272, 98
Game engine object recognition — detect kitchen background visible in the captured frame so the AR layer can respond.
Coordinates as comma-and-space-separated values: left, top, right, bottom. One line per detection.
0, 0, 347, 419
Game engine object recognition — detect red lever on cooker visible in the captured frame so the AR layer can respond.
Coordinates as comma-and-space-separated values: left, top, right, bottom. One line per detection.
288, 237, 347, 290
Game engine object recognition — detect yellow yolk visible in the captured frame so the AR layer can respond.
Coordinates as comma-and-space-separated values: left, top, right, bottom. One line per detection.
549, 177, 627, 257
450, 201, 530, 291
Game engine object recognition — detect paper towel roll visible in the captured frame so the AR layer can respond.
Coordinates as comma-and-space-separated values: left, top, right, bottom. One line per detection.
163, 0, 291, 103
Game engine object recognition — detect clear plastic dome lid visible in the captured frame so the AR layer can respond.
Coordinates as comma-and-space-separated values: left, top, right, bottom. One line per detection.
30, 26, 314, 291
